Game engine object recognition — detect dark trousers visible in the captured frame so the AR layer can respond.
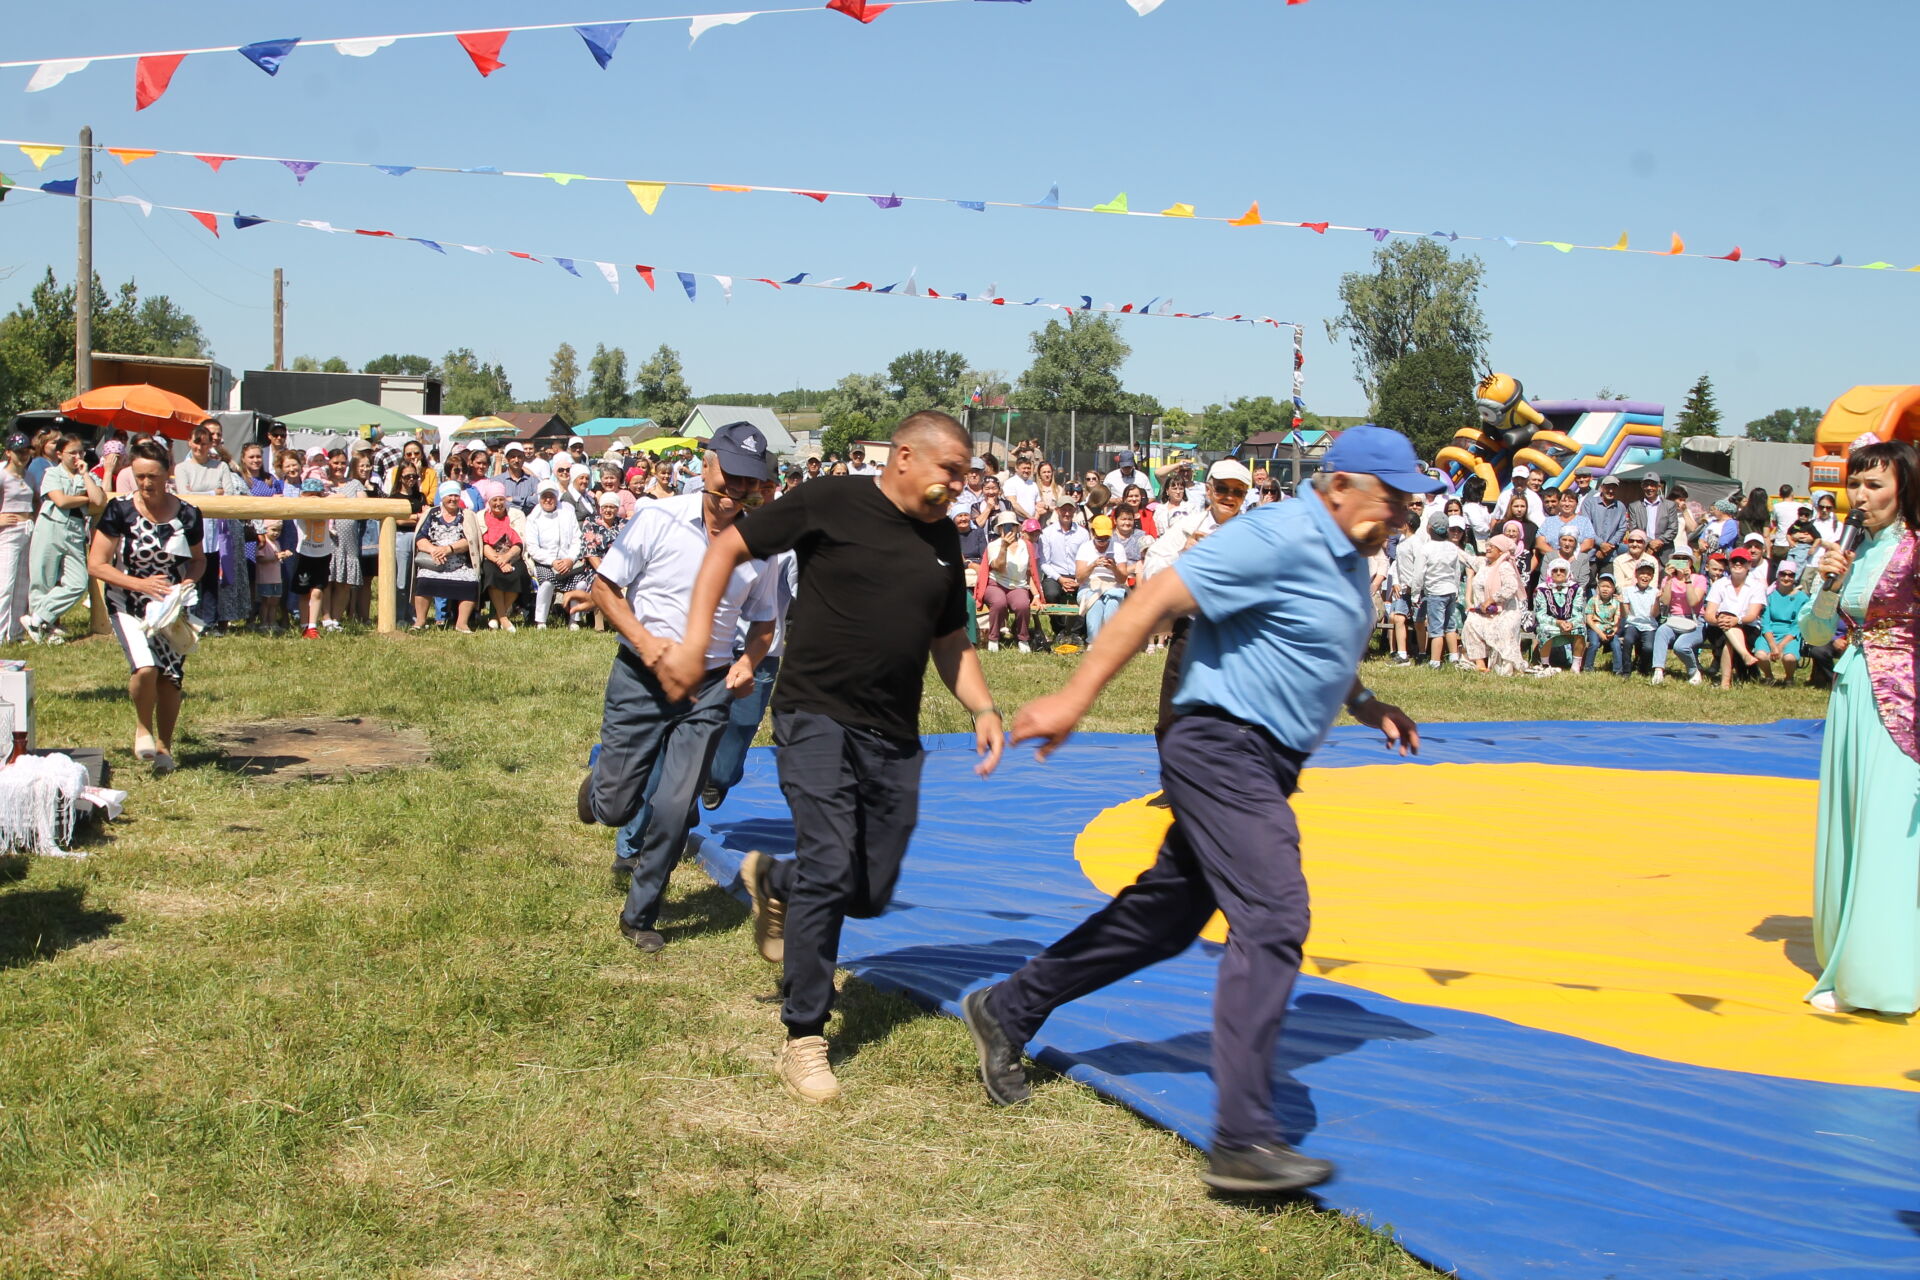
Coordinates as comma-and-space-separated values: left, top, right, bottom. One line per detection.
765, 710, 925, 1039
589, 647, 732, 929
1042, 576, 1083, 644
990, 710, 1310, 1150
1154, 616, 1193, 740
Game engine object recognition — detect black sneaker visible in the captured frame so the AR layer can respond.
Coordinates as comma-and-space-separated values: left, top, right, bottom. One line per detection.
620, 922, 666, 954
1392, 653, 1412, 666
577, 771, 597, 825
960, 985, 1031, 1106
1200, 1142, 1335, 1195
700, 784, 725, 811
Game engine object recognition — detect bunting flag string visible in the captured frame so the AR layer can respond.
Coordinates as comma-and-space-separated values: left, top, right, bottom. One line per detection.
13, 180, 1302, 338
16, 133, 1910, 277
0, 0, 994, 109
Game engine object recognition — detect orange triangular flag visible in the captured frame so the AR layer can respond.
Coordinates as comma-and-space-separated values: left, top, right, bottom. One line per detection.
107, 148, 156, 166
1666, 232, 1685, 256
1228, 202, 1263, 227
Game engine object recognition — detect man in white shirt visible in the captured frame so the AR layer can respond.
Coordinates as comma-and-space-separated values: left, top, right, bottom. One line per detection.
948, 457, 987, 519
579, 421, 778, 954
1002, 455, 1042, 522
1767, 483, 1806, 572
1141, 457, 1252, 733
1493, 464, 1547, 525
1037, 501, 1091, 648
1103, 450, 1156, 502
848, 446, 883, 477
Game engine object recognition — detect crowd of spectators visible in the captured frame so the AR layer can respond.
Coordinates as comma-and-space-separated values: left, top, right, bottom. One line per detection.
1378, 471, 1838, 688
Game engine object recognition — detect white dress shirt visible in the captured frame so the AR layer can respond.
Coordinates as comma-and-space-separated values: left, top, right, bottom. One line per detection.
596, 493, 774, 666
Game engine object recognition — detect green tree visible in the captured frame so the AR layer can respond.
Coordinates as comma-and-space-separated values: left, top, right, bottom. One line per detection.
1326, 240, 1489, 404
1372, 344, 1479, 462
634, 344, 692, 431
1, 270, 212, 417
290, 355, 319, 373
583, 343, 629, 421
820, 412, 874, 459
1194, 395, 1293, 453
1666, 373, 1722, 457
1744, 405, 1821, 444
886, 348, 969, 415
544, 342, 582, 421
363, 353, 434, 376
819, 373, 890, 436
437, 348, 514, 418
1012, 313, 1135, 414
1160, 406, 1192, 439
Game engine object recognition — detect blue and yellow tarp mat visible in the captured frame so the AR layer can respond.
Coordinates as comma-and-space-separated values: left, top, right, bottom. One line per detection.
691, 720, 1920, 1280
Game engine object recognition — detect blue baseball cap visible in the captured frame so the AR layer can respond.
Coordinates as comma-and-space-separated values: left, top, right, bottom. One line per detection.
1318, 425, 1445, 495
708, 420, 772, 482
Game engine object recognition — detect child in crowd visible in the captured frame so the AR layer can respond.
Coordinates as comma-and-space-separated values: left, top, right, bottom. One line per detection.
1618, 561, 1661, 678
252, 518, 291, 634
1418, 510, 1465, 668
1782, 520, 1821, 578
1583, 574, 1623, 674
293, 478, 334, 640
1757, 562, 1808, 687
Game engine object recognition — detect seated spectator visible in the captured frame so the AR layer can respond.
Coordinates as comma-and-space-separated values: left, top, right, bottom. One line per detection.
413, 484, 478, 632
527, 480, 585, 628
576, 492, 625, 631
1809, 493, 1841, 545
1417, 510, 1465, 668
976, 476, 1008, 530
1583, 574, 1624, 674
1036, 501, 1091, 649
1536, 488, 1593, 568
1740, 533, 1773, 588
1462, 532, 1525, 675
978, 510, 1040, 652
1706, 548, 1767, 689
1110, 504, 1150, 564
1119, 483, 1152, 529
1696, 497, 1741, 561
1757, 562, 1808, 686
1075, 515, 1132, 641
1651, 550, 1708, 685
1532, 557, 1587, 672
1145, 476, 1191, 535
1553, 527, 1589, 588
1610, 531, 1660, 590
472, 482, 529, 632
1082, 483, 1111, 520
1618, 560, 1661, 678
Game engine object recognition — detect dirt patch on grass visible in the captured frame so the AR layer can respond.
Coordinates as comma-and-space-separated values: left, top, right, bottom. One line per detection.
208, 717, 432, 782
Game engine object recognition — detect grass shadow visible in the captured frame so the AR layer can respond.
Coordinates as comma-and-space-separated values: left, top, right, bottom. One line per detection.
0, 883, 124, 969
661, 877, 749, 941
830, 977, 940, 1064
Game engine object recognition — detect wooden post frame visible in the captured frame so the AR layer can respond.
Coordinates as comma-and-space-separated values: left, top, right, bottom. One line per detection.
188, 495, 414, 634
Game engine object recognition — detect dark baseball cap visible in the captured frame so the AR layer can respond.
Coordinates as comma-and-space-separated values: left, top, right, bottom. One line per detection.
708, 420, 772, 481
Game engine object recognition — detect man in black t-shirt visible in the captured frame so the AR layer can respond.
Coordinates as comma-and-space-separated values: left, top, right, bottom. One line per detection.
663, 410, 1005, 1105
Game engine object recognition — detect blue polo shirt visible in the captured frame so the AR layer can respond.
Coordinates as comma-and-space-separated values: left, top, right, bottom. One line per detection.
1172, 487, 1373, 754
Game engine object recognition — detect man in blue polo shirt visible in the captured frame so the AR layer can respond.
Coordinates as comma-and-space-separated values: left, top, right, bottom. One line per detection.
962, 425, 1439, 1196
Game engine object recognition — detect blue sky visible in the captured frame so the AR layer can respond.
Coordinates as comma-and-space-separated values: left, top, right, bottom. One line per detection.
1, 0, 1915, 429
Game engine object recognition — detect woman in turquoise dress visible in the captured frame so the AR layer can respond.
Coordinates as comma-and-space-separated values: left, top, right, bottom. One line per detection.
1800, 437, 1920, 1015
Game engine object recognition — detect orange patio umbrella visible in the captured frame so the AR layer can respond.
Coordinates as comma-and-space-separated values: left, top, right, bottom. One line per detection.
59, 383, 213, 442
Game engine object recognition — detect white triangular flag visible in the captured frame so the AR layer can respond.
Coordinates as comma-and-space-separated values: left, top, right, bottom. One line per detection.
297, 219, 337, 232
460, 244, 493, 255
333, 37, 396, 57
903, 273, 919, 297
26, 59, 90, 93
1125, 0, 1168, 14
689, 13, 753, 47
595, 261, 620, 293
111, 194, 152, 217
713, 274, 733, 303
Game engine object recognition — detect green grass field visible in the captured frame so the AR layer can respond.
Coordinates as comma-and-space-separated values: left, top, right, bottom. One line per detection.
0, 630, 1824, 1278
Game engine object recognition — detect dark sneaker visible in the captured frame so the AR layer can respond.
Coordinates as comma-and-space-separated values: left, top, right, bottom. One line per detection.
577, 771, 597, 825
701, 784, 725, 811
1200, 1142, 1336, 1195
620, 922, 666, 954
961, 985, 1031, 1106
741, 850, 785, 964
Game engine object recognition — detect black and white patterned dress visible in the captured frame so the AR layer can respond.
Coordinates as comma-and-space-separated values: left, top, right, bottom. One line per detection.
98, 496, 204, 686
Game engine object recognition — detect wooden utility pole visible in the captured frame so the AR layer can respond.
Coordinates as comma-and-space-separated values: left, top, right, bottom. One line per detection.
74, 125, 93, 392
272, 268, 285, 370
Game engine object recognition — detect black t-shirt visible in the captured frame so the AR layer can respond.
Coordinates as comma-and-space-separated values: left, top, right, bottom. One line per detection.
738, 476, 966, 744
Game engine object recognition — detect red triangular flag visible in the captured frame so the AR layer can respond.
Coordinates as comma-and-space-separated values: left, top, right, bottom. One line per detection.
926, 288, 941, 298
634, 265, 656, 290
1712, 246, 1742, 262
1299, 221, 1329, 234
456, 31, 509, 77
135, 54, 186, 111
827, 0, 894, 23
193, 154, 234, 172
188, 210, 219, 237
508, 250, 540, 261
991, 297, 1007, 305
752, 278, 782, 289
796, 191, 829, 203
354, 229, 396, 238
847, 281, 873, 291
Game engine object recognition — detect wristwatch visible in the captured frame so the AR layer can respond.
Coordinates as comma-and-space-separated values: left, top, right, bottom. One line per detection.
1346, 688, 1377, 716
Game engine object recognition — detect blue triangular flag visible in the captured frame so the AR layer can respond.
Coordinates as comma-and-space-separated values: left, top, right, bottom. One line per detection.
39, 178, 76, 196
781, 272, 809, 285
232, 212, 267, 229
1034, 184, 1059, 208
875, 283, 896, 294
952, 293, 968, 301
463, 165, 502, 176
238, 37, 300, 76
410, 238, 446, 254
677, 271, 697, 300
1081, 295, 1093, 310
1192, 311, 1214, 318
954, 200, 985, 212
375, 165, 414, 177
574, 23, 628, 69
1819, 255, 1843, 267
555, 257, 582, 278
1429, 230, 1459, 241
1023, 298, 1041, 305
1500, 237, 1518, 250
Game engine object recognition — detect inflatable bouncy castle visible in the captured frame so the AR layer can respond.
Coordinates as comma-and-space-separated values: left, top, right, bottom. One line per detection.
1807, 385, 1920, 514
1433, 372, 1664, 498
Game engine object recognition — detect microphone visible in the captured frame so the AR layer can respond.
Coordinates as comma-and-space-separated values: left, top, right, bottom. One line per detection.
1814, 509, 1868, 595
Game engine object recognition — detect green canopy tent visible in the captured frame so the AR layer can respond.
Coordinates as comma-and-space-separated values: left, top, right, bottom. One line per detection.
278, 399, 434, 439
1606, 457, 1743, 507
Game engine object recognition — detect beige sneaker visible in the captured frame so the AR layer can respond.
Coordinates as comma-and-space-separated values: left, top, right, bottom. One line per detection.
741, 850, 786, 964
776, 1035, 841, 1104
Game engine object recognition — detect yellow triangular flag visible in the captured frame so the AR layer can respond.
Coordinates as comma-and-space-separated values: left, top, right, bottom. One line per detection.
1092, 192, 1129, 214
107, 148, 157, 166
1228, 201, 1263, 227
707, 184, 751, 193
625, 181, 665, 215
544, 172, 586, 186
1666, 232, 1685, 255
1159, 203, 1195, 218
1862, 261, 1894, 270
19, 145, 63, 170
1610, 231, 1629, 251
1543, 241, 1575, 253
